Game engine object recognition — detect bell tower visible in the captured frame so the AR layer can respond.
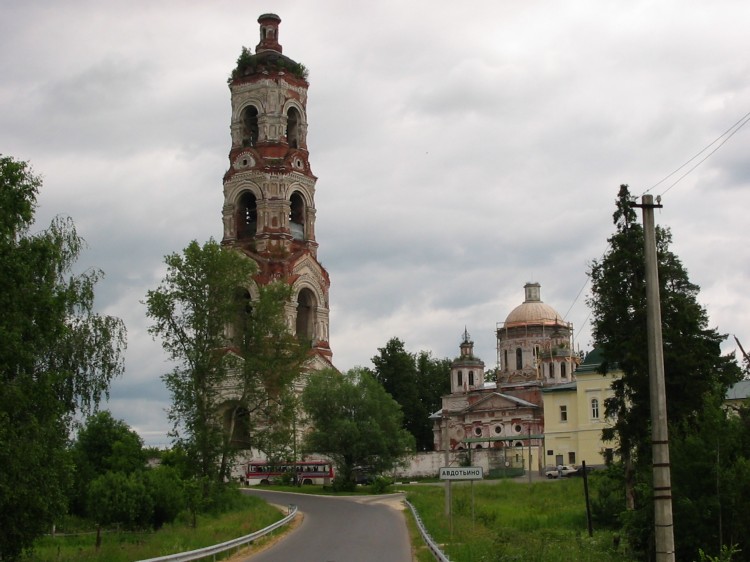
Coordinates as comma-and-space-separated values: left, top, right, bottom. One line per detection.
222, 13, 332, 363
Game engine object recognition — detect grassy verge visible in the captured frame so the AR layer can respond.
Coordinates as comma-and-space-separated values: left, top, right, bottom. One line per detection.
403, 478, 631, 562
28, 494, 284, 562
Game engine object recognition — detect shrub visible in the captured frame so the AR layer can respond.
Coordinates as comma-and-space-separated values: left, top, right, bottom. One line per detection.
144, 466, 185, 529
369, 476, 392, 494
87, 472, 153, 530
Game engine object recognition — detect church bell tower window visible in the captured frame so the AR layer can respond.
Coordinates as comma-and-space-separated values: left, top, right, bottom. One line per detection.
289, 192, 305, 240
287, 107, 301, 148
296, 288, 315, 343
237, 192, 257, 239
242, 105, 259, 147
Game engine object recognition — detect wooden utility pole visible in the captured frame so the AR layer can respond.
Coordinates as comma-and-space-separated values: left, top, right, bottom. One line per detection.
443, 417, 451, 516
635, 194, 675, 561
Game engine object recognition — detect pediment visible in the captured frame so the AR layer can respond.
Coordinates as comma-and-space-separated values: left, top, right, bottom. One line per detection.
463, 392, 537, 414
292, 253, 325, 278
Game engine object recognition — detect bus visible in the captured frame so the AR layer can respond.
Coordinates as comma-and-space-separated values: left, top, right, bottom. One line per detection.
245, 460, 334, 486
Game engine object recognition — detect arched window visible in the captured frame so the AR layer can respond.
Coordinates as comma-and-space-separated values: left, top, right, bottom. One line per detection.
242, 105, 259, 147
549, 363, 555, 378
504, 350, 508, 371
515, 348, 523, 370
468, 371, 474, 386
287, 107, 301, 148
224, 405, 251, 448
591, 398, 600, 419
237, 192, 257, 239
234, 288, 252, 348
457, 370, 463, 388
296, 288, 315, 343
289, 192, 305, 240
561, 362, 567, 378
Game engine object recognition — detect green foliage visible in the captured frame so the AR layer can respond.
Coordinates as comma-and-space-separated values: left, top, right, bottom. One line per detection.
0, 155, 126, 561
406, 479, 631, 561
587, 184, 743, 559
87, 472, 154, 530
233, 280, 309, 461
70, 410, 146, 515
589, 185, 741, 457
698, 545, 742, 562
302, 368, 415, 491
589, 465, 626, 528
229, 46, 309, 82
144, 466, 186, 529
371, 338, 450, 451
31, 493, 283, 562
146, 240, 308, 489
369, 475, 393, 494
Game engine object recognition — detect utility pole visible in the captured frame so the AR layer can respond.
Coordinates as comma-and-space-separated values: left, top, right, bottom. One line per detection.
634, 194, 675, 562
443, 416, 451, 516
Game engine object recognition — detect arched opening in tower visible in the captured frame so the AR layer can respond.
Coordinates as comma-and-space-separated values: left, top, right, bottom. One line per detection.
286, 107, 301, 148
295, 288, 315, 343
234, 288, 252, 348
237, 192, 257, 239
289, 192, 305, 240
223, 403, 251, 448
242, 105, 259, 147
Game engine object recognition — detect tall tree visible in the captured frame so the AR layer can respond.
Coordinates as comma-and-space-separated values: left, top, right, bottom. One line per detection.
587, 184, 741, 556
301, 368, 415, 490
415, 350, 451, 449
371, 338, 450, 451
0, 156, 126, 560
145, 240, 308, 487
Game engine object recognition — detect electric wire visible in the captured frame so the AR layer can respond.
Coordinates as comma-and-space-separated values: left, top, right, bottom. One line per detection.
564, 109, 749, 350
642, 109, 750, 197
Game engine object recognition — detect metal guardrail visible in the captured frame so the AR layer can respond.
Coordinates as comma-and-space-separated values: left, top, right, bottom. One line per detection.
405, 500, 450, 562
136, 504, 298, 562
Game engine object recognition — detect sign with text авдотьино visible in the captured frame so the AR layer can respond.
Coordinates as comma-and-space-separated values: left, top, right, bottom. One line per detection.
439, 466, 484, 480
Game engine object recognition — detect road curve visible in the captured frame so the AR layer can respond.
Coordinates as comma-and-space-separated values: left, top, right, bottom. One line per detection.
241, 489, 412, 562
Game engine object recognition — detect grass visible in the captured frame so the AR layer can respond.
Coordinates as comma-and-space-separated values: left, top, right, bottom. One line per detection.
27, 494, 284, 562
28, 479, 632, 561
402, 478, 632, 562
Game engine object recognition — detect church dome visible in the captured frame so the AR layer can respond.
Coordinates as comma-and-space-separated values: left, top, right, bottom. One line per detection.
504, 282, 561, 325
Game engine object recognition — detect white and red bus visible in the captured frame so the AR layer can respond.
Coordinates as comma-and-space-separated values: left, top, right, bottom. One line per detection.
245, 460, 334, 486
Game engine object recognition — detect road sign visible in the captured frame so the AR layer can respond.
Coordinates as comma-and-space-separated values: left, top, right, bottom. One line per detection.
439, 466, 483, 480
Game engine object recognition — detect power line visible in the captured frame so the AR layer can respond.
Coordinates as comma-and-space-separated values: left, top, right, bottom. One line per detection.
642, 109, 750, 197
566, 109, 750, 349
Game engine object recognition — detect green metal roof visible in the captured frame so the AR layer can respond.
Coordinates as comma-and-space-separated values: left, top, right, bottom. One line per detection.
462, 435, 545, 443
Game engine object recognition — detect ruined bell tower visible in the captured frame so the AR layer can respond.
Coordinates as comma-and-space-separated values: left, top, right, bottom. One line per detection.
222, 13, 332, 365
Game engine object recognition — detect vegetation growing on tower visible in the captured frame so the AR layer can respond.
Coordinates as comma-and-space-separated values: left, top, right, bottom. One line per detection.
229, 46, 309, 82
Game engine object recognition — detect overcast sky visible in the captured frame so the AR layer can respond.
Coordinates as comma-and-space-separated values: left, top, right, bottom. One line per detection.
2, 0, 748, 447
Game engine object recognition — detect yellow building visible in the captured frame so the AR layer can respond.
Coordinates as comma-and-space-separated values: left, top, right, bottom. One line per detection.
542, 348, 619, 469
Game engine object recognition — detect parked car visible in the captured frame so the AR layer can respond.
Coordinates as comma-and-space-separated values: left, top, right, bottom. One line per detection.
566, 465, 596, 477
353, 466, 375, 485
545, 465, 577, 478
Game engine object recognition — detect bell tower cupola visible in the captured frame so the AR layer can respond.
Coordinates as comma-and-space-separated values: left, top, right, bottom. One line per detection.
450, 329, 485, 394
256, 13, 282, 54
221, 14, 332, 362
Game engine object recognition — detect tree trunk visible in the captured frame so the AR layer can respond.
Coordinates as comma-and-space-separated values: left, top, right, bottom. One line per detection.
625, 453, 636, 511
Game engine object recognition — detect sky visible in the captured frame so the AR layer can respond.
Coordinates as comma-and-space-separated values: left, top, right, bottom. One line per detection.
2, 0, 749, 447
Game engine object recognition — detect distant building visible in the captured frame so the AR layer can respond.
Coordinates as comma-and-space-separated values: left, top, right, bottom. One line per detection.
542, 347, 619, 468
725, 379, 750, 415
433, 283, 583, 472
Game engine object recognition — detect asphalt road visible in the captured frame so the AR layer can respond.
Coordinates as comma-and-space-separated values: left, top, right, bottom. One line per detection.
241, 489, 412, 562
